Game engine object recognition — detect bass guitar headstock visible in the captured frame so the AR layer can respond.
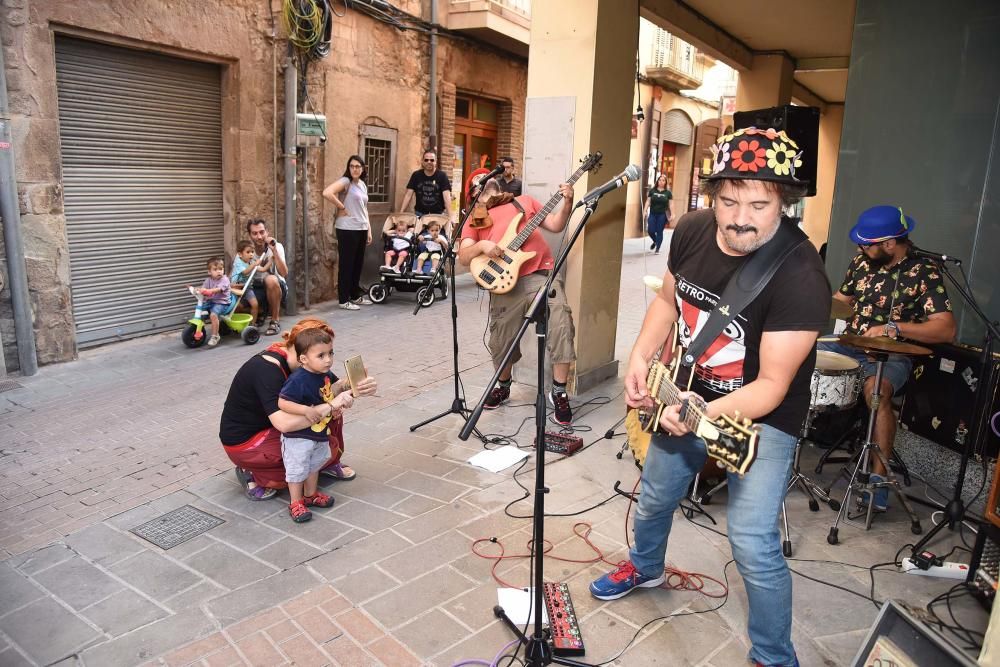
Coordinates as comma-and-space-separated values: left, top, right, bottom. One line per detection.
580, 151, 603, 174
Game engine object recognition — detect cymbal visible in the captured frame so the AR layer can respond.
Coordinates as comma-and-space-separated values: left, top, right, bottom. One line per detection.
830, 299, 854, 320
838, 332, 931, 356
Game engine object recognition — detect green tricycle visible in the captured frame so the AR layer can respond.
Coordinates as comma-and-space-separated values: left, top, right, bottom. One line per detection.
181, 266, 261, 348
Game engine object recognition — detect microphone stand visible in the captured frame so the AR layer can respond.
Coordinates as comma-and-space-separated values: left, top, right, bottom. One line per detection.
408, 178, 495, 435
459, 194, 604, 667
909, 255, 1000, 560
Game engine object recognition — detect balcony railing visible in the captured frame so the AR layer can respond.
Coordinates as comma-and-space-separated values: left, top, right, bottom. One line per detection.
645, 29, 705, 91
447, 0, 530, 57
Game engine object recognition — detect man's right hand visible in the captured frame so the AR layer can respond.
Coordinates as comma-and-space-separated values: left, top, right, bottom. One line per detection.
478, 240, 501, 259
624, 354, 654, 410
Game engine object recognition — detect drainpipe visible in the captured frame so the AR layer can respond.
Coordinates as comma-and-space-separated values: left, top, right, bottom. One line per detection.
283, 47, 298, 315
428, 0, 438, 152
0, 45, 38, 376
301, 146, 310, 309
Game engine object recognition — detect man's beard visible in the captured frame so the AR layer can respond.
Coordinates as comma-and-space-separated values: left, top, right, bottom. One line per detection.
720, 222, 779, 254
868, 248, 892, 267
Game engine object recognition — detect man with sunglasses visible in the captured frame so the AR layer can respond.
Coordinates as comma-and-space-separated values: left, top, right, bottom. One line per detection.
821, 205, 956, 510
399, 150, 453, 218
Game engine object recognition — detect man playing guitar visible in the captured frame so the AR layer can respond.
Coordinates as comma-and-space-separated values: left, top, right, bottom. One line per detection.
458, 177, 577, 425
590, 128, 831, 667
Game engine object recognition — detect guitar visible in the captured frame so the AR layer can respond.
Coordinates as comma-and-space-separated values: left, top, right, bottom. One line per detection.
636, 351, 761, 476
470, 152, 602, 293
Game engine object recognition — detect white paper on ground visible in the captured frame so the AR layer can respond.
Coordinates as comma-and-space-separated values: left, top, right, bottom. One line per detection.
467, 445, 530, 473
496, 587, 549, 626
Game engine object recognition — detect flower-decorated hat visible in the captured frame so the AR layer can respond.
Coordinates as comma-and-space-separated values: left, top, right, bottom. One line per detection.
705, 127, 804, 185
849, 205, 917, 244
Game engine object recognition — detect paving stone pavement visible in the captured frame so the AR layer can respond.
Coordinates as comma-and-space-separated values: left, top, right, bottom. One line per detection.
0, 239, 988, 666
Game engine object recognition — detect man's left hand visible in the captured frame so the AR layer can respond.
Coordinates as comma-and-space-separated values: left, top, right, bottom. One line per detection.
862, 326, 886, 338
656, 391, 698, 436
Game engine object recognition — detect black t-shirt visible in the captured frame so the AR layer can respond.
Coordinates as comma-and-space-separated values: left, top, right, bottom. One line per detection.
406, 170, 451, 214
219, 351, 289, 445
498, 177, 522, 196
668, 209, 831, 435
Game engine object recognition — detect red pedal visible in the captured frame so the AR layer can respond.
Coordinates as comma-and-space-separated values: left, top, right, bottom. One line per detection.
543, 582, 585, 656
536, 431, 583, 456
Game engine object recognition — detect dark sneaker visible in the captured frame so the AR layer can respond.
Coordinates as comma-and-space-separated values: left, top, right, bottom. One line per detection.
484, 384, 511, 409
589, 560, 665, 600
865, 473, 889, 511
289, 499, 312, 523
548, 388, 572, 425
303, 492, 335, 508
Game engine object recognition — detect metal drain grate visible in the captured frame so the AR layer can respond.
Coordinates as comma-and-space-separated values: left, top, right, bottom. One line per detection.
130, 505, 225, 549
0, 379, 23, 393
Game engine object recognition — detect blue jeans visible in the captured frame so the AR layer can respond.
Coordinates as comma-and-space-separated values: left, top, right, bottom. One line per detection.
817, 340, 911, 395
647, 212, 667, 251
630, 425, 798, 666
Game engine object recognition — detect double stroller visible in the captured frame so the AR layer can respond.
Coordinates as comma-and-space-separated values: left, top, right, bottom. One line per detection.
367, 213, 451, 306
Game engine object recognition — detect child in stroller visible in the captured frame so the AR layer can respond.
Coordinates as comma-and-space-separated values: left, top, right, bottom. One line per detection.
368, 213, 450, 306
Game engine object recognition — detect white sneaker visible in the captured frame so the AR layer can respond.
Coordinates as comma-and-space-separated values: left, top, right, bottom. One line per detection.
207, 334, 221, 347
392, 266, 401, 274
339, 302, 361, 311
353, 297, 373, 306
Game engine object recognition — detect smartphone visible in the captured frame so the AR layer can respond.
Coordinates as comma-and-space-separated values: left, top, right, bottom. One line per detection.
343, 355, 366, 397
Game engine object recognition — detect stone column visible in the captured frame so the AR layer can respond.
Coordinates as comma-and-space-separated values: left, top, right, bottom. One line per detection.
734, 53, 795, 110
515, 0, 638, 393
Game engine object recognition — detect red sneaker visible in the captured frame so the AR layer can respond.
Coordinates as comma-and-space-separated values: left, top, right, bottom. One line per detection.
289, 499, 312, 523
303, 492, 334, 508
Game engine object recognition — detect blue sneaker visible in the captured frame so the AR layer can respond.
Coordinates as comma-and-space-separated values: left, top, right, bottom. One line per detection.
589, 560, 665, 600
869, 473, 889, 511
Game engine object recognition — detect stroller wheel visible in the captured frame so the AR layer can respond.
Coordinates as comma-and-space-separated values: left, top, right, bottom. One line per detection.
181, 323, 207, 348
416, 286, 435, 307
241, 326, 261, 345
369, 283, 388, 304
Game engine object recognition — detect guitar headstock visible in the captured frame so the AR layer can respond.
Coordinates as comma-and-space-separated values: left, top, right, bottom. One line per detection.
699, 413, 760, 476
580, 152, 603, 174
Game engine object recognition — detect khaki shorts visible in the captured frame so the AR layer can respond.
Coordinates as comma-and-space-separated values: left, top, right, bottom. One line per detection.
488, 272, 576, 366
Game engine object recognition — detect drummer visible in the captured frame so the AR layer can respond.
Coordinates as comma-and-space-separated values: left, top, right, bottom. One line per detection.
822, 205, 956, 510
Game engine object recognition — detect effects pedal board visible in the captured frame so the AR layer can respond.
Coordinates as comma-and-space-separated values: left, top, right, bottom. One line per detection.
537, 431, 583, 456
969, 523, 1000, 610
543, 582, 585, 656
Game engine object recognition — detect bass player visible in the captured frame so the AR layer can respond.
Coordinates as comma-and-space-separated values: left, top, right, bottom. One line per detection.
457, 177, 577, 425
589, 128, 830, 667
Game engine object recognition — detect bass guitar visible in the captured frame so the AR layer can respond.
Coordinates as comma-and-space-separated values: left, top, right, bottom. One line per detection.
636, 342, 761, 476
470, 152, 602, 293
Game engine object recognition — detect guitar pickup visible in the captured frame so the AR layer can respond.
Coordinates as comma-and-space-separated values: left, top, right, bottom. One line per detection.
478, 271, 496, 284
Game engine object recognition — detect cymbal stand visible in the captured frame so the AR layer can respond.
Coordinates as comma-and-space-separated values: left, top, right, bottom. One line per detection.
780, 409, 841, 556
827, 352, 922, 544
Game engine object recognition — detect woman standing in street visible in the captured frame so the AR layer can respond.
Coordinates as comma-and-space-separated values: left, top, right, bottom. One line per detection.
324, 155, 373, 310
643, 173, 673, 254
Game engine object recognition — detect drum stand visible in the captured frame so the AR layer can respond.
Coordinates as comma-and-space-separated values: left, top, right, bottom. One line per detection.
780, 410, 841, 556
826, 352, 922, 544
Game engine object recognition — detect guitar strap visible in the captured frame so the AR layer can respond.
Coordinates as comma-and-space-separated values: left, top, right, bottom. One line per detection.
681, 217, 809, 368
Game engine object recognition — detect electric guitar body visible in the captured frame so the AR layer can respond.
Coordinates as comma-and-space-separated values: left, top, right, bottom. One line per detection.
470, 152, 602, 293
468, 214, 535, 294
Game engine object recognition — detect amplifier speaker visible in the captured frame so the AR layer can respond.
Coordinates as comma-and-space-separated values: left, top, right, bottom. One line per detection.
899, 343, 1000, 460
733, 105, 819, 196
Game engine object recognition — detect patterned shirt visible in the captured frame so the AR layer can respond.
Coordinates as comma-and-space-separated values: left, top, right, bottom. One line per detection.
838, 251, 951, 335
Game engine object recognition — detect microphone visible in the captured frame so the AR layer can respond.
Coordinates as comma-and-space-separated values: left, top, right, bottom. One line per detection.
911, 246, 962, 264
579, 164, 641, 205
483, 164, 505, 181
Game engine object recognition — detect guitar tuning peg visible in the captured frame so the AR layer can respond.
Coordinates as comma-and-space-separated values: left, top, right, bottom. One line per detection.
734, 410, 742, 420
743, 418, 752, 427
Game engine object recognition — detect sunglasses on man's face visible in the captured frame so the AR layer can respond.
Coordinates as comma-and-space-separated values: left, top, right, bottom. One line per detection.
424, 158, 436, 163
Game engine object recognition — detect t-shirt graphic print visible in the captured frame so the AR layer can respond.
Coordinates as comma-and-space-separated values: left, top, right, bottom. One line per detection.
674, 274, 747, 394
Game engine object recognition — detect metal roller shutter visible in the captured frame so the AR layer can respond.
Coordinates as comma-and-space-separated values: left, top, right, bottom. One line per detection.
55, 37, 223, 347
661, 109, 694, 146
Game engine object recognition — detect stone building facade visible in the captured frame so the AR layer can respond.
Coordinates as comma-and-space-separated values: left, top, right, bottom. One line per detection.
0, 0, 527, 371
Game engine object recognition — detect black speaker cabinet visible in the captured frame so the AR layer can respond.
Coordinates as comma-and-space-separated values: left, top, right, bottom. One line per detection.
733, 105, 819, 196
899, 343, 1000, 460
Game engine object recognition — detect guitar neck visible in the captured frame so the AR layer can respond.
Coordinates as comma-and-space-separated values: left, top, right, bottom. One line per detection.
653, 372, 708, 433
507, 167, 588, 252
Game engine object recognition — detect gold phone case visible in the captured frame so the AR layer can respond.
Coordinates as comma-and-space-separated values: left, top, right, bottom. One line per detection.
343, 355, 366, 397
